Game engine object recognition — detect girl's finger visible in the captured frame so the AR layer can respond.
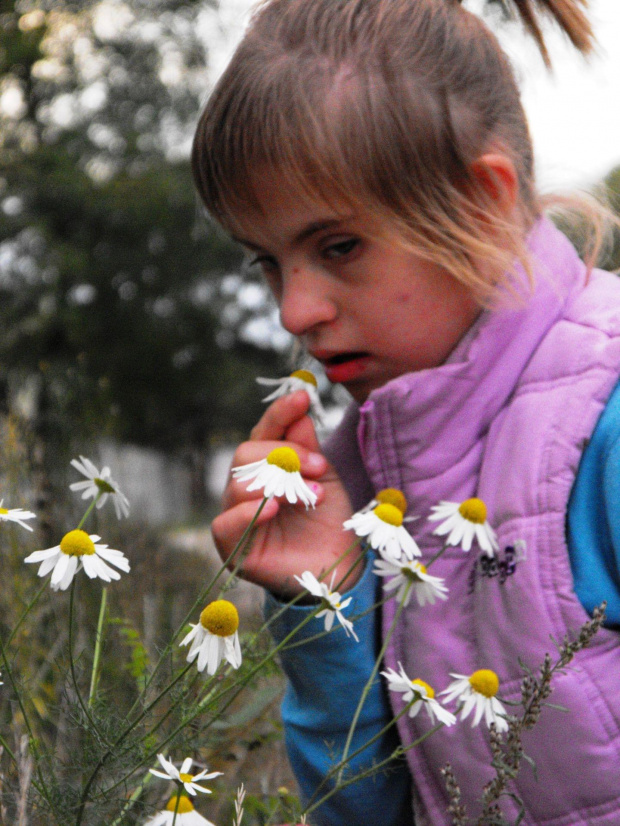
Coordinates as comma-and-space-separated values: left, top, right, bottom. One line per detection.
250, 390, 312, 442
211, 497, 280, 562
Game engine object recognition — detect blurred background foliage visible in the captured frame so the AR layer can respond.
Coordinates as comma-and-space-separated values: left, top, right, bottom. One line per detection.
0, 0, 288, 519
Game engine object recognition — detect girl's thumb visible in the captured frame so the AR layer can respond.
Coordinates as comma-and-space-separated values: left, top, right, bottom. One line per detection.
285, 412, 322, 455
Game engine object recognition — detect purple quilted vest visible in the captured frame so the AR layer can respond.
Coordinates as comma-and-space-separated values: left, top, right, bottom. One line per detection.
327, 219, 620, 825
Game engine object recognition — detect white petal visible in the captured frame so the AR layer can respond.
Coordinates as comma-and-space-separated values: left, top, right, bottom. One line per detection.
95, 546, 130, 572
37, 553, 62, 577
206, 636, 224, 676
180, 624, 200, 648
54, 556, 80, 590
50, 552, 71, 586
24, 546, 60, 563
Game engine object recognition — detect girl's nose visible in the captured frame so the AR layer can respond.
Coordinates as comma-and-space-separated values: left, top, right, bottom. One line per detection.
279, 269, 338, 337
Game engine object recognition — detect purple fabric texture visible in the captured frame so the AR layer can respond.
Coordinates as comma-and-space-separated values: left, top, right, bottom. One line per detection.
325, 219, 620, 825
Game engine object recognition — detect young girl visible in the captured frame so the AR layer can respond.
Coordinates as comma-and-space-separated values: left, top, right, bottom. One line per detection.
192, 0, 620, 823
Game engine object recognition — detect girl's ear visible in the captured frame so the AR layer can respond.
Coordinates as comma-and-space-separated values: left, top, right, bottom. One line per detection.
470, 153, 519, 217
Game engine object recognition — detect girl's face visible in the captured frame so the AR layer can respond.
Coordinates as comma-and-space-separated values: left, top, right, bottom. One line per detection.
236, 178, 481, 403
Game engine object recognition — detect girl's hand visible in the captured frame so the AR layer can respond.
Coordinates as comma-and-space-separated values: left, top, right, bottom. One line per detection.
211, 390, 362, 597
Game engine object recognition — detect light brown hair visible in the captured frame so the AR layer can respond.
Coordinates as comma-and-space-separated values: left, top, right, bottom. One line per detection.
192, 0, 596, 304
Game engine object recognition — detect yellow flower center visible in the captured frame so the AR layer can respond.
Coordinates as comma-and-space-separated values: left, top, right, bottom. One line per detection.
376, 488, 407, 514
291, 369, 317, 387
411, 678, 435, 699
469, 669, 499, 698
59, 529, 95, 557
266, 446, 301, 474
94, 477, 116, 494
0, 508, 8, 515
179, 772, 193, 783
200, 599, 239, 637
373, 503, 403, 527
403, 563, 426, 582
166, 795, 194, 813
458, 497, 487, 524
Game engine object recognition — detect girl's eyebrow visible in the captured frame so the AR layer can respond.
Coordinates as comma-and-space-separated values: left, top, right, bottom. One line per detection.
234, 217, 355, 251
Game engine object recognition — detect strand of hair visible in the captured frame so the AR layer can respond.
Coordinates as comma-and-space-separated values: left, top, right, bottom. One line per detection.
505, 0, 594, 67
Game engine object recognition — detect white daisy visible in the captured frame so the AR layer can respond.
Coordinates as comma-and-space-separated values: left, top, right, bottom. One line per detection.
294, 570, 359, 641
181, 600, 242, 676
373, 557, 448, 607
0, 500, 36, 531
143, 794, 216, 825
150, 755, 222, 797
70, 455, 130, 519
428, 498, 498, 556
232, 446, 317, 508
382, 663, 456, 727
23, 529, 130, 591
343, 502, 420, 560
257, 370, 327, 426
440, 669, 508, 732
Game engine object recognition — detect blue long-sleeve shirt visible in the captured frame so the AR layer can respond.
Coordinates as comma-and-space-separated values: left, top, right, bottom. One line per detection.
265, 381, 620, 825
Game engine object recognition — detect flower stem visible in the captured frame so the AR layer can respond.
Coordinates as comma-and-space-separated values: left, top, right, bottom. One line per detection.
6, 580, 48, 647
76, 493, 101, 531
171, 791, 181, 826
305, 722, 442, 817
426, 540, 449, 568
336, 582, 412, 785
128, 497, 270, 718
88, 586, 108, 706
107, 771, 153, 826
0, 634, 52, 807
218, 496, 268, 594
68, 580, 109, 746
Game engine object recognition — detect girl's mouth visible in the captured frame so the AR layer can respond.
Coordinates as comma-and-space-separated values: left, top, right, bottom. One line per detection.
321, 352, 371, 384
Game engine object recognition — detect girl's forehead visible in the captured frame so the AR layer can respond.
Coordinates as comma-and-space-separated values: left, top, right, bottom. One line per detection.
232, 173, 360, 247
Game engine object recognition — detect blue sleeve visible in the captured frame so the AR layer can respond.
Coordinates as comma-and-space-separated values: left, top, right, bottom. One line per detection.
568, 379, 620, 626
264, 555, 413, 826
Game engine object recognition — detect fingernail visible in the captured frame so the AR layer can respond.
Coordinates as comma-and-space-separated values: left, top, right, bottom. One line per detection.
306, 453, 325, 471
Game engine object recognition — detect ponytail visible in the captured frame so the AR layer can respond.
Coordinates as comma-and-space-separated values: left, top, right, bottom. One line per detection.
488, 0, 594, 67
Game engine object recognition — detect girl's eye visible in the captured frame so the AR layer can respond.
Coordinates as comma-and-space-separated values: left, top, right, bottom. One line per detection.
249, 254, 279, 275
322, 238, 359, 260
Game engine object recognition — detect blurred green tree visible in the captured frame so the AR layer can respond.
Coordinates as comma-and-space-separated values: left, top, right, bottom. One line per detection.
0, 0, 283, 514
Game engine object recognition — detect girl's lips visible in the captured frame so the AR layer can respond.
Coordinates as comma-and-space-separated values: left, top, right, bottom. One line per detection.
320, 353, 371, 384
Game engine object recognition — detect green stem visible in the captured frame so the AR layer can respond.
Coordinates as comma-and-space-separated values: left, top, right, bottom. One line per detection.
305, 723, 443, 817
107, 772, 153, 826
0, 635, 51, 806
217, 496, 269, 594
0, 731, 16, 765
88, 586, 108, 706
336, 582, 412, 785
112, 604, 327, 791
306, 702, 418, 809
425, 540, 449, 568
244, 536, 363, 651
74, 662, 194, 821
171, 790, 181, 826
68, 580, 109, 746
76, 494, 101, 531
6, 581, 48, 647
128, 497, 270, 719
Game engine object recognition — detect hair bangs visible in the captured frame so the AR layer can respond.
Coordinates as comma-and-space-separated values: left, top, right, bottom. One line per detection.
192, 51, 370, 236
